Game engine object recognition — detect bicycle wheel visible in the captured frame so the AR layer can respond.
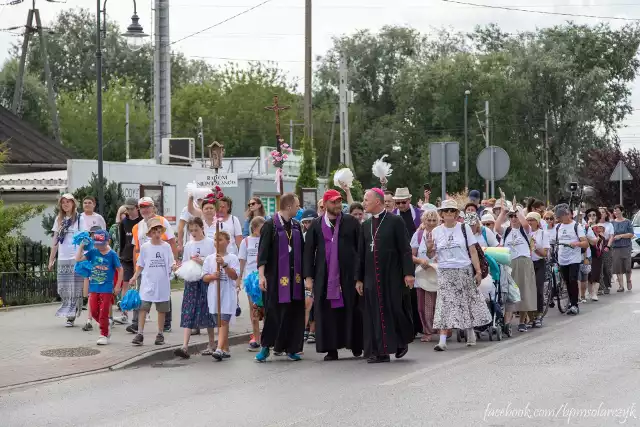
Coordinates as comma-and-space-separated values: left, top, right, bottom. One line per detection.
554, 269, 569, 314
542, 279, 552, 318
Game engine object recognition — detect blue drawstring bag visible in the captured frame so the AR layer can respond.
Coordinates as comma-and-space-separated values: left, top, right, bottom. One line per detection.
120, 289, 141, 311
73, 231, 93, 251
74, 260, 93, 278
244, 271, 263, 307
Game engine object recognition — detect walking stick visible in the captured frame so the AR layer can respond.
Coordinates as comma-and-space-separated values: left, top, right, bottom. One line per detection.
216, 216, 222, 347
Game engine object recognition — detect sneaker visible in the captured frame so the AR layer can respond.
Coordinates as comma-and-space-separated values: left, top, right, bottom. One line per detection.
255, 347, 270, 362
248, 341, 260, 352
533, 317, 542, 328
65, 320, 75, 327
434, 344, 447, 351
212, 349, 225, 361
163, 326, 172, 333
274, 351, 285, 356
591, 295, 599, 302
307, 333, 316, 344
287, 353, 302, 361
113, 315, 128, 325
518, 323, 527, 332
126, 325, 138, 334
96, 335, 109, 345
109, 318, 114, 327
604, 288, 611, 295
580, 297, 587, 304
303, 330, 309, 341
132, 333, 144, 345
567, 305, 579, 316
82, 322, 93, 332
155, 334, 165, 345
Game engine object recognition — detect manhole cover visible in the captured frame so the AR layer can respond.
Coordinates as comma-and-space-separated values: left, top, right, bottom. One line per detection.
41, 347, 100, 357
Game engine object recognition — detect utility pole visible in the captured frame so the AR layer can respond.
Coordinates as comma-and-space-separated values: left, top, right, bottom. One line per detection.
339, 54, 351, 167
303, 0, 312, 144
545, 111, 550, 206
287, 119, 304, 148
325, 108, 338, 176
154, 0, 171, 163
125, 103, 130, 161
464, 90, 470, 191
485, 100, 490, 197
198, 117, 205, 166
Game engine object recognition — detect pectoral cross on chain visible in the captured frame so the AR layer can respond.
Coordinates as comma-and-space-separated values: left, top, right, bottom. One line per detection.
370, 241, 375, 252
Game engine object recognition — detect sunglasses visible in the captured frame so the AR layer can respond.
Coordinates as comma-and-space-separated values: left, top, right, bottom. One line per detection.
543, 217, 554, 221
441, 208, 457, 213
248, 202, 258, 207
396, 201, 409, 205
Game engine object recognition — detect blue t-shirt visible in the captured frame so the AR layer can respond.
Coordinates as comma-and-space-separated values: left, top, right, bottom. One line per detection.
85, 248, 121, 293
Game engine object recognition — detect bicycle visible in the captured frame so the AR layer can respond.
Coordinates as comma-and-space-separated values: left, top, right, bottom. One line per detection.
542, 244, 569, 316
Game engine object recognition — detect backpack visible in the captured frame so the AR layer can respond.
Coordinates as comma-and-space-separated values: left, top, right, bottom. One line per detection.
555, 222, 586, 254
461, 224, 489, 279
503, 226, 529, 245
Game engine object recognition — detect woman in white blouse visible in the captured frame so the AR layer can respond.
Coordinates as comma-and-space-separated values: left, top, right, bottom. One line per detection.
526, 212, 550, 328
431, 199, 491, 352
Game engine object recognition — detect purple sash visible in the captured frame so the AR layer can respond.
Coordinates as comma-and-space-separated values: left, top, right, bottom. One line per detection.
274, 214, 303, 303
321, 214, 344, 308
393, 206, 421, 229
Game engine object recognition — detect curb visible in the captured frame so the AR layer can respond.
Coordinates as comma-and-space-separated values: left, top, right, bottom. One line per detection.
109, 332, 253, 370
0, 301, 59, 312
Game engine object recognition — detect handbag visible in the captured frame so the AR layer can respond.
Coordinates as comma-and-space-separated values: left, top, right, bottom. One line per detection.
415, 263, 438, 292
461, 224, 489, 279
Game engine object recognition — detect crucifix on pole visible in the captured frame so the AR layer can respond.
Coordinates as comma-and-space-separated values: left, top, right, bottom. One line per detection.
265, 95, 290, 195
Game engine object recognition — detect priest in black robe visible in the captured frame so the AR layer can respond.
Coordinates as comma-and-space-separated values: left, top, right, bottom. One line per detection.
255, 193, 306, 362
303, 189, 363, 361
356, 188, 415, 363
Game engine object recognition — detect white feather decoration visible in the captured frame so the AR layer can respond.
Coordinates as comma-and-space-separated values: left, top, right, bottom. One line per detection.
175, 259, 204, 282
371, 154, 393, 179
185, 182, 211, 200
333, 168, 355, 188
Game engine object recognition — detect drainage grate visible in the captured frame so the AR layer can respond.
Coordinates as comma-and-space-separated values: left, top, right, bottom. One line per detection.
40, 347, 101, 358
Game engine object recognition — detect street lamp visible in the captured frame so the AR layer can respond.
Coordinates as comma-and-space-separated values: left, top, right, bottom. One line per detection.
95, 0, 147, 216
464, 89, 471, 191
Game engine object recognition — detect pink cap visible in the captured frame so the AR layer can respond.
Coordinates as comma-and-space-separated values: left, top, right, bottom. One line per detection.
371, 188, 385, 199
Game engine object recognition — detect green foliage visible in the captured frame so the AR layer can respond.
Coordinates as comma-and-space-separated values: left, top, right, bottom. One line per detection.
41, 174, 124, 237
295, 137, 318, 194
57, 78, 151, 160
327, 165, 364, 202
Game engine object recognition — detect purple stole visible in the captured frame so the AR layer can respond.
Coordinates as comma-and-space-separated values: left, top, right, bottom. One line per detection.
273, 214, 303, 303
321, 214, 344, 308
393, 205, 421, 229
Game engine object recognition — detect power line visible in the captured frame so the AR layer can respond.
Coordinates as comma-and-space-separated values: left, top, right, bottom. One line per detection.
170, 0, 274, 46
172, 2, 640, 9
440, 0, 640, 21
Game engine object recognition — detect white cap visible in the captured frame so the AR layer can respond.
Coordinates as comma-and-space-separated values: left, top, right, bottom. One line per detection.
138, 196, 155, 207
481, 213, 496, 223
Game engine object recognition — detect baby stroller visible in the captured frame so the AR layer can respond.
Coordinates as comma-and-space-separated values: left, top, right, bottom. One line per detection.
457, 254, 505, 343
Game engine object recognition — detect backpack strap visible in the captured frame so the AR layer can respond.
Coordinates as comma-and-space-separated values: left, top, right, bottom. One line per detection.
461, 223, 471, 257
481, 226, 488, 244
417, 230, 423, 245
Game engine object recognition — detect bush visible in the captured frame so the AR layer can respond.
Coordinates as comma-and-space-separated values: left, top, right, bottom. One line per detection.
295, 137, 318, 194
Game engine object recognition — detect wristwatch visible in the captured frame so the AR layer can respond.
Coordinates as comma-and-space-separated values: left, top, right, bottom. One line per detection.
222, 263, 228, 269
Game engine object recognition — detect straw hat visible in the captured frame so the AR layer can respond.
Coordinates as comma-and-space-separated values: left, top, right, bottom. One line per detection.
437, 199, 459, 211
146, 217, 166, 235
393, 187, 412, 200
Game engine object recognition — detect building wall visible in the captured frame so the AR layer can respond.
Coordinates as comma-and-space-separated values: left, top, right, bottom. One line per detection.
2, 191, 59, 244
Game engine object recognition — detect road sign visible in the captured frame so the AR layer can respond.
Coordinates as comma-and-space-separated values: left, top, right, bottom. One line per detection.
195, 172, 239, 188
609, 160, 633, 206
429, 142, 459, 173
476, 146, 510, 197
429, 142, 459, 201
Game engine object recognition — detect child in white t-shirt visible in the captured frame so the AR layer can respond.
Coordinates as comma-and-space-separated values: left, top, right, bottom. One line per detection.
238, 216, 265, 351
129, 218, 176, 346
203, 230, 240, 361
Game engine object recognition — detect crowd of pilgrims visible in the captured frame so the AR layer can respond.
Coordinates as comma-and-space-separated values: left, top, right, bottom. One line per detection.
48, 185, 636, 363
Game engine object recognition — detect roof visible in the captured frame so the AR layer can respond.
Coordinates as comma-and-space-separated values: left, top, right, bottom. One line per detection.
0, 169, 67, 192
0, 106, 73, 165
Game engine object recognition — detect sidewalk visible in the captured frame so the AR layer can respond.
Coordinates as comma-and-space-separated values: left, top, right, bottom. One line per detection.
0, 290, 254, 389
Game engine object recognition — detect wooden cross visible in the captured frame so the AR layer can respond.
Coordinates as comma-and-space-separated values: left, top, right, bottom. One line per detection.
264, 95, 290, 138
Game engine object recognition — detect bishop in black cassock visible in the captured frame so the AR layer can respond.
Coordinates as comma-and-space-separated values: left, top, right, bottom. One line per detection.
303, 189, 363, 361
255, 194, 306, 362
356, 188, 415, 363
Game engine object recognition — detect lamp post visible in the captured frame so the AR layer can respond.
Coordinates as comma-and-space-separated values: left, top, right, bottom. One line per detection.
96, 0, 148, 215
464, 89, 470, 191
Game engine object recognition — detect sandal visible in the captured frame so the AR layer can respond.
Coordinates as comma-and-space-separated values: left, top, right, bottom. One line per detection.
420, 335, 431, 343
617, 287, 625, 293
201, 347, 214, 356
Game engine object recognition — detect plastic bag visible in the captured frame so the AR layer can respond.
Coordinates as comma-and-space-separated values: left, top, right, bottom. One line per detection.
74, 260, 93, 278
243, 271, 263, 307
72, 231, 93, 251
175, 259, 203, 282
120, 289, 141, 311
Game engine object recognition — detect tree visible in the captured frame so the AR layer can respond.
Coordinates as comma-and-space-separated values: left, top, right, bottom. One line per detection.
57, 78, 150, 160
295, 137, 317, 195
42, 174, 124, 236
327, 165, 364, 202
0, 145, 45, 272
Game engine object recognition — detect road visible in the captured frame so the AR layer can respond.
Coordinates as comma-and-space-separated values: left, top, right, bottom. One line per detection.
2, 276, 640, 427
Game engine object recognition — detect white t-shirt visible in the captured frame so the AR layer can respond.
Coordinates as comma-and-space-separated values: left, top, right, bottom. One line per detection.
602, 222, 615, 241
475, 226, 499, 248
555, 221, 586, 266
218, 215, 242, 254
79, 213, 106, 232
137, 241, 175, 302
203, 253, 240, 316
238, 236, 260, 278
202, 219, 217, 241
582, 226, 597, 258
530, 228, 550, 262
432, 223, 476, 269
52, 216, 80, 260
503, 226, 531, 259
137, 216, 175, 247
179, 207, 192, 223
182, 237, 215, 262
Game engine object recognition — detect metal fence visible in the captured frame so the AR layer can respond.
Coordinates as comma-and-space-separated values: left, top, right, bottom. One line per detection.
0, 242, 58, 306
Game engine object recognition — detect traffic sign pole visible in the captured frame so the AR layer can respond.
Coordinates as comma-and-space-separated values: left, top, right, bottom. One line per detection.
620, 166, 623, 206
441, 143, 446, 202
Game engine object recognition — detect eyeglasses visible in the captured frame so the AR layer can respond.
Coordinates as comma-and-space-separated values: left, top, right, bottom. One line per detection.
543, 217, 554, 221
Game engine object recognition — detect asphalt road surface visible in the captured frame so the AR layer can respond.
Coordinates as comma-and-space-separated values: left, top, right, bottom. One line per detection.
2, 274, 640, 427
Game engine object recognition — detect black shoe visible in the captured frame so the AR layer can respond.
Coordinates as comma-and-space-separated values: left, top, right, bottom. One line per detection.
155, 333, 165, 345
395, 347, 408, 359
126, 325, 138, 334
174, 347, 190, 359
132, 334, 144, 345
352, 349, 363, 358
324, 351, 339, 361
367, 355, 390, 364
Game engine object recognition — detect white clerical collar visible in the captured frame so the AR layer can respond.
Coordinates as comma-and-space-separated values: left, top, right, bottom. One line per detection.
372, 209, 386, 218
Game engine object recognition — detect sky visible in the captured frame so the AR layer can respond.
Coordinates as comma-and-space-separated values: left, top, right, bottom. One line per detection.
0, 0, 639, 150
